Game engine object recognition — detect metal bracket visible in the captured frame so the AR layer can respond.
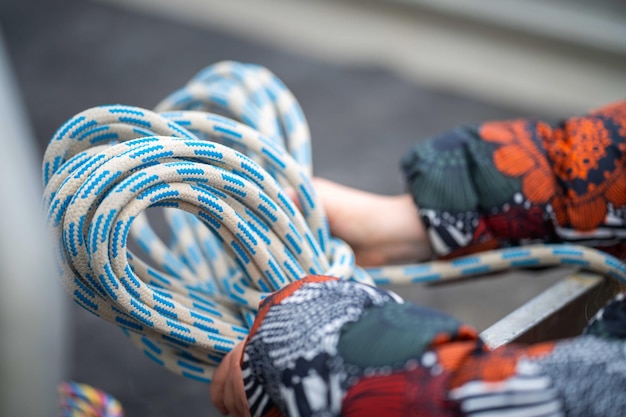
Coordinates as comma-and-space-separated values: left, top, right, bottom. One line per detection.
480, 271, 614, 349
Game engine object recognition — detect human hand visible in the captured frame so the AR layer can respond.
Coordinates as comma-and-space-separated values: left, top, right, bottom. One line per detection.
210, 340, 250, 417
300, 178, 432, 266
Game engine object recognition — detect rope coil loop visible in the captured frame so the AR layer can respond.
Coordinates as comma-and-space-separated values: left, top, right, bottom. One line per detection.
43, 61, 626, 383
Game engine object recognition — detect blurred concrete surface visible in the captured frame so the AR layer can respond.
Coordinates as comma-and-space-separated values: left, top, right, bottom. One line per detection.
0, 0, 618, 415
102, 0, 626, 117
386, 0, 626, 55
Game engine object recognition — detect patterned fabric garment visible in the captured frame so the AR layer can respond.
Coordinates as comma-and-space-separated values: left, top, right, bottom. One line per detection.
242, 278, 626, 417
401, 101, 626, 258
243, 276, 404, 417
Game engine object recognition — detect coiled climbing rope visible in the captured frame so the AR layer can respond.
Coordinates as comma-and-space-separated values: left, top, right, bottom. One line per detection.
43, 61, 626, 384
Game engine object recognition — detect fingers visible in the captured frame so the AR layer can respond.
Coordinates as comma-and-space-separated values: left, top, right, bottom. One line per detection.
210, 341, 250, 417
210, 350, 230, 415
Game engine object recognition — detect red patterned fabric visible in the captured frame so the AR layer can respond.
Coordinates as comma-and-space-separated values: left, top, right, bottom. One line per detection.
402, 101, 626, 257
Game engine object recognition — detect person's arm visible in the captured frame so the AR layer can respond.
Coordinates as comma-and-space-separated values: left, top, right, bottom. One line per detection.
401, 100, 626, 258
211, 277, 626, 417
305, 178, 433, 266
291, 102, 626, 264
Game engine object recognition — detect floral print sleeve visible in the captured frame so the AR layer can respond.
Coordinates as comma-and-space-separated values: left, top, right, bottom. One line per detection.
401, 101, 626, 258
240, 277, 626, 417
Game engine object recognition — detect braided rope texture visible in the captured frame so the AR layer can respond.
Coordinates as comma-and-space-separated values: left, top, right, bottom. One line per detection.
43, 61, 626, 383
58, 381, 123, 417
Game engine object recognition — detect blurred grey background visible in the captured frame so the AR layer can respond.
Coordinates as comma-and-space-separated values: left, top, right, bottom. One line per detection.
0, 0, 624, 415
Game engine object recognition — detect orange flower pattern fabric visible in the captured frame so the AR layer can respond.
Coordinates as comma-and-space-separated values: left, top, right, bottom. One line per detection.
481, 119, 556, 205
402, 101, 626, 257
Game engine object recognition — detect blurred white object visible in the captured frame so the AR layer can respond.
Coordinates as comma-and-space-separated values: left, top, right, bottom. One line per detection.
0, 33, 67, 416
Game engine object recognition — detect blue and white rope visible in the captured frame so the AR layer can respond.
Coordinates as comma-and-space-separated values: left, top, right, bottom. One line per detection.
43, 61, 626, 383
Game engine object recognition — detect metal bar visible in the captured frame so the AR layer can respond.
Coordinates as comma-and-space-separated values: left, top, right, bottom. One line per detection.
480, 272, 614, 349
